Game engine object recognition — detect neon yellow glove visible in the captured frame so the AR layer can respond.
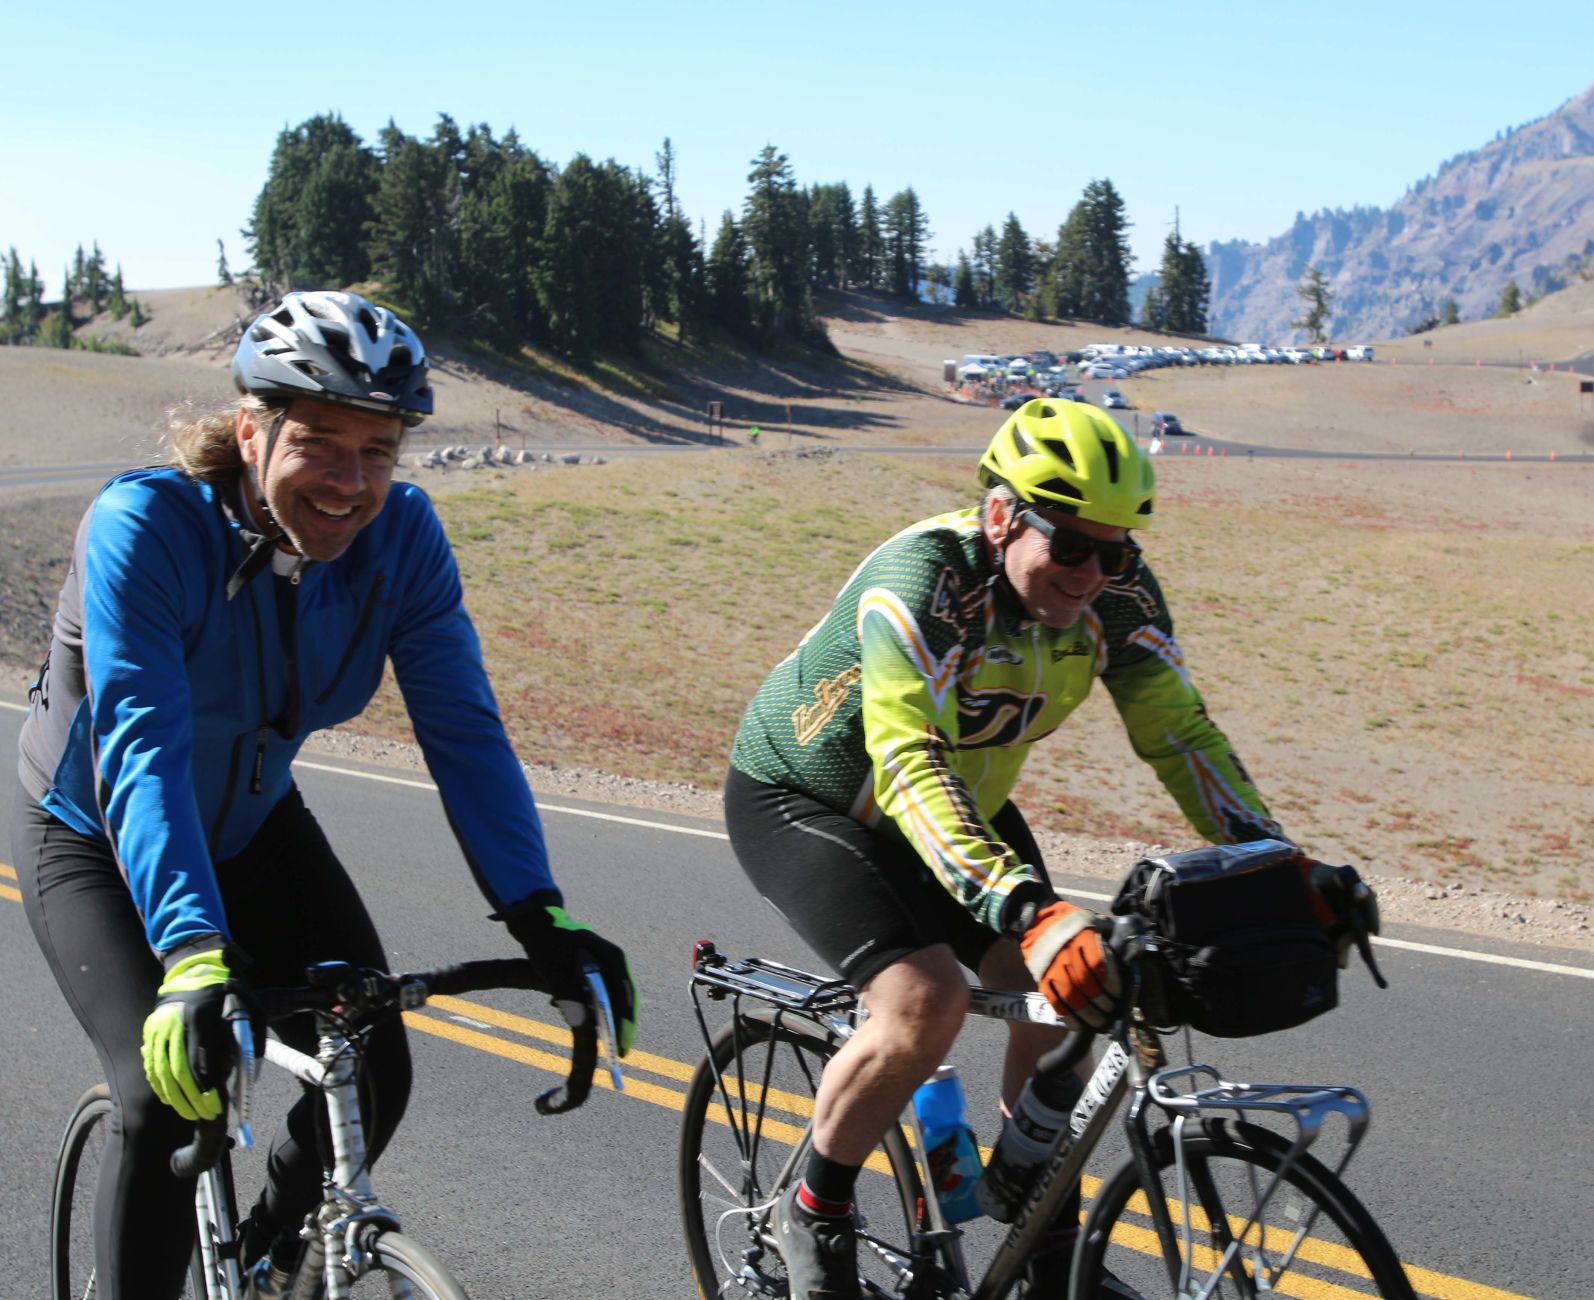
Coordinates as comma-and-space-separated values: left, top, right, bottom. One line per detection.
140, 949, 233, 1122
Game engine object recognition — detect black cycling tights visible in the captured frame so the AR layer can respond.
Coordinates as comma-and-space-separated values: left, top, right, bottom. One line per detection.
12, 782, 412, 1300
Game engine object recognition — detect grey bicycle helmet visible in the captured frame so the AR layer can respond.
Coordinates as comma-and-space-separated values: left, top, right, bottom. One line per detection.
231, 290, 433, 426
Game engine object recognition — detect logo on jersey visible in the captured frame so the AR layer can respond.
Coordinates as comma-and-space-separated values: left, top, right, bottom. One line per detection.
792, 665, 862, 744
1051, 643, 1089, 662
986, 644, 1024, 666
929, 568, 963, 629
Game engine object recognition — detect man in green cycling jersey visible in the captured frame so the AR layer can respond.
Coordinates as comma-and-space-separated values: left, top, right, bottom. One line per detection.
724, 398, 1290, 1297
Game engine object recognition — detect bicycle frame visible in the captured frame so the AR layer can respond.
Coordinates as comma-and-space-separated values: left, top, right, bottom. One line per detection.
689, 947, 1377, 1300
192, 1014, 402, 1300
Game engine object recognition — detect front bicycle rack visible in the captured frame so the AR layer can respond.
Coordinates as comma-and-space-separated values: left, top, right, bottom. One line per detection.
1140, 1064, 1372, 1297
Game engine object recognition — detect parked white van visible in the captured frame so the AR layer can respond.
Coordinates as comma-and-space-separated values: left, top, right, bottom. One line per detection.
1345, 346, 1375, 361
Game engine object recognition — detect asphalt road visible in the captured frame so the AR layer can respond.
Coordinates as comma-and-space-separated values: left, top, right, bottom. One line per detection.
2, 701, 1591, 1298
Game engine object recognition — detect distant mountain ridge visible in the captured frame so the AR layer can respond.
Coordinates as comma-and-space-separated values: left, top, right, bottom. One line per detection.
1207, 85, 1594, 345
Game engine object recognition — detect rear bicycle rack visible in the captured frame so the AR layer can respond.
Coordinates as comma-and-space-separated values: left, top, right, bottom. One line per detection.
1141, 1065, 1372, 1296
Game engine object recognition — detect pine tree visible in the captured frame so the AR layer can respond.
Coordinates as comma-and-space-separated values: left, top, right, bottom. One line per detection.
855, 185, 883, 290
1440, 297, 1460, 326
1074, 179, 1133, 324
741, 145, 812, 344
1158, 230, 1210, 335
108, 265, 127, 320
81, 243, 106, 314
882, 188, 930, 300
1291, 265, 1334, 342
1052, 204, 1088, 319
2, 247, 21, 342
705, 211, 752, 338
953, 253, 977, 309
994, 212, 1033, 313
1495, 279, 1521, 317
365, 121, 454, 326
129, 296, 147, 328
247, 113, 379, 289
1140, 283, 1165, 329
47, 268, 75, 347
24, 261, 44, 336
971, 226, 998, 309
217, 239, 233, 286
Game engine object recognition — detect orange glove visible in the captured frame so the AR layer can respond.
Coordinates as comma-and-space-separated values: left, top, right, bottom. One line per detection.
1020, 901, 1120, 1030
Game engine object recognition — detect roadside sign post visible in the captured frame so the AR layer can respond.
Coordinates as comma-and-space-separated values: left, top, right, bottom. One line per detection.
786, 402, 793, 445
708, 400, 723, 444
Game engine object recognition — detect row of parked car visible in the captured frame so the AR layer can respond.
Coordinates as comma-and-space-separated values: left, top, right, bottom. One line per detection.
957, 341, 1376, 387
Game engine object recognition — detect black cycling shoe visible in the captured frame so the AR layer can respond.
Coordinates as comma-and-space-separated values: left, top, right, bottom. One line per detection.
772, 1183, 861, 1300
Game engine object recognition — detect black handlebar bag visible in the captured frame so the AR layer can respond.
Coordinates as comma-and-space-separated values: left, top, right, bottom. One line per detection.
1112, 839, 1338, 1038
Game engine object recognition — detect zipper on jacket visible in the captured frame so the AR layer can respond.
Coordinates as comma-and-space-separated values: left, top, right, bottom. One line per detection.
314, 572, 386, 706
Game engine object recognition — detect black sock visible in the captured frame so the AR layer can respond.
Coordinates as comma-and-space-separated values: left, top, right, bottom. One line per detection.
800, 1150, 862, 1215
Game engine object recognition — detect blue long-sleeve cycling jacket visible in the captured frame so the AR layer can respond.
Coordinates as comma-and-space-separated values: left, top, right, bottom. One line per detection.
18, 467, 558, 956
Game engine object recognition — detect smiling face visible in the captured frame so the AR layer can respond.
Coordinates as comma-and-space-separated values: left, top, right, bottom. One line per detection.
237, 398, 403, 562
983, 492, 1128, 629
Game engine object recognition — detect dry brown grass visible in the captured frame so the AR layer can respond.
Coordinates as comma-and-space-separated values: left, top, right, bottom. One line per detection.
1107, 362, 1594, 455
344, 451, 1594, 902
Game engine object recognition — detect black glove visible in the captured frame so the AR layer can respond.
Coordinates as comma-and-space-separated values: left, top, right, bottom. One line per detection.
502, 893, 637, 1055
1295, 856, 1387, 988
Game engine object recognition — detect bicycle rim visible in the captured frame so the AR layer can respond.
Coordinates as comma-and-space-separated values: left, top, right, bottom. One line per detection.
1073, 1118, 1416, 1299
328, 1230, 470, 1299
679, 1011, 923, 1298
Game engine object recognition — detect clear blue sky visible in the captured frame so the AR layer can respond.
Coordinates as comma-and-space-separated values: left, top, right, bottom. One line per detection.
4, 0, 1592, 294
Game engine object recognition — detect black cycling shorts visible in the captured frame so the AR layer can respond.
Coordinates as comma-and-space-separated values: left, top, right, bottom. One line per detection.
723, 766, 1052, 990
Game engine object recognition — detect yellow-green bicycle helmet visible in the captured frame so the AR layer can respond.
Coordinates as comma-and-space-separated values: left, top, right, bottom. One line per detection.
978, 398, 1154, 530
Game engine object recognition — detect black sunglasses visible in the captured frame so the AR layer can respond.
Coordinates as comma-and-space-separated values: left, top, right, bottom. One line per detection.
1018, 510, 1142, 577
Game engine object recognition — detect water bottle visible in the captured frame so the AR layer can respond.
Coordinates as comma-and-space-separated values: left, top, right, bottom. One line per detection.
912, 1064, 984, 1224
973, 1071, 1084, 1223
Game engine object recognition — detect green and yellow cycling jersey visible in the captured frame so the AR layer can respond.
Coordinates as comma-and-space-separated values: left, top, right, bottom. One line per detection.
730, 507, 1283, 933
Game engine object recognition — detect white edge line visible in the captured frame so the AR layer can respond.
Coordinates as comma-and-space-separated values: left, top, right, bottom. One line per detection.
290, 758, 1594, 982
5, 726, 1586, 983
289, 758, 728, 840
0, 701, 29, 713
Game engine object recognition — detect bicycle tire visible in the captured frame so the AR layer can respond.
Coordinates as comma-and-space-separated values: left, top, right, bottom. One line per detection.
51, 1084, 110, 1300
335, 1230, 471, 1299
1072, 1117, 1416, 1299
679, 1009, 925, 1299
52, 1083, 225, 1300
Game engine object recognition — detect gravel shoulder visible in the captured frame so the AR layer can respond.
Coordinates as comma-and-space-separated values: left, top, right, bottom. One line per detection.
301, 727, 1594, 958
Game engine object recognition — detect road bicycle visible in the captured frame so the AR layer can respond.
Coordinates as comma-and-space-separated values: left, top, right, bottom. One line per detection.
51, 957, 618, 1299
678, 844, 1415, 1299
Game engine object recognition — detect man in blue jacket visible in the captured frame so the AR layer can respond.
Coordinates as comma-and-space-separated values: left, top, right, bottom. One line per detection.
13, 290, 636, 1300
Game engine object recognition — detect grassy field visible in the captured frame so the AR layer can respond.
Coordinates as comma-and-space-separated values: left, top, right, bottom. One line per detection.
343, 450, 1594, 902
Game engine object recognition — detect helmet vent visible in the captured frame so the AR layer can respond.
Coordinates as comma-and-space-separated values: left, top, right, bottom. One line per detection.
356, 307, 379, 342
293, 360, 330, 378
1099, 438, 1120, 481
302, 299, 335, 320
1037, 403, 1057, 419
271, 307, 295, 328
1034, 478, 1084, 503
1009, 426, 1036, 458
1040, 438, 1077, 471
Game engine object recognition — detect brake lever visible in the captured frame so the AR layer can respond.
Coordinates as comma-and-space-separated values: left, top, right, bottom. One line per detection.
1354, 929, 1389, 989
583, 965, 624, 1092
224, 992, 257, 1149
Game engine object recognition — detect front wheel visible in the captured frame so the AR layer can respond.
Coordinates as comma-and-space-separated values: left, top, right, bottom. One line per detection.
51, 1084, 111, 1300
52, 1083, 226, 1300
1072, 1117, 1416, 1298
337, 1230, 471, 1299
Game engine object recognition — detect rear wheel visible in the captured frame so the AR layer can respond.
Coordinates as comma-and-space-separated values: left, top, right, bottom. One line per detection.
678, 1011, 925, 1298
1073, 1117, 1416, 1298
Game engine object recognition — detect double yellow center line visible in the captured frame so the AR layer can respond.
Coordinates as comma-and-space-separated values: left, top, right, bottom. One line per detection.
0, 869, 1535, 1299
